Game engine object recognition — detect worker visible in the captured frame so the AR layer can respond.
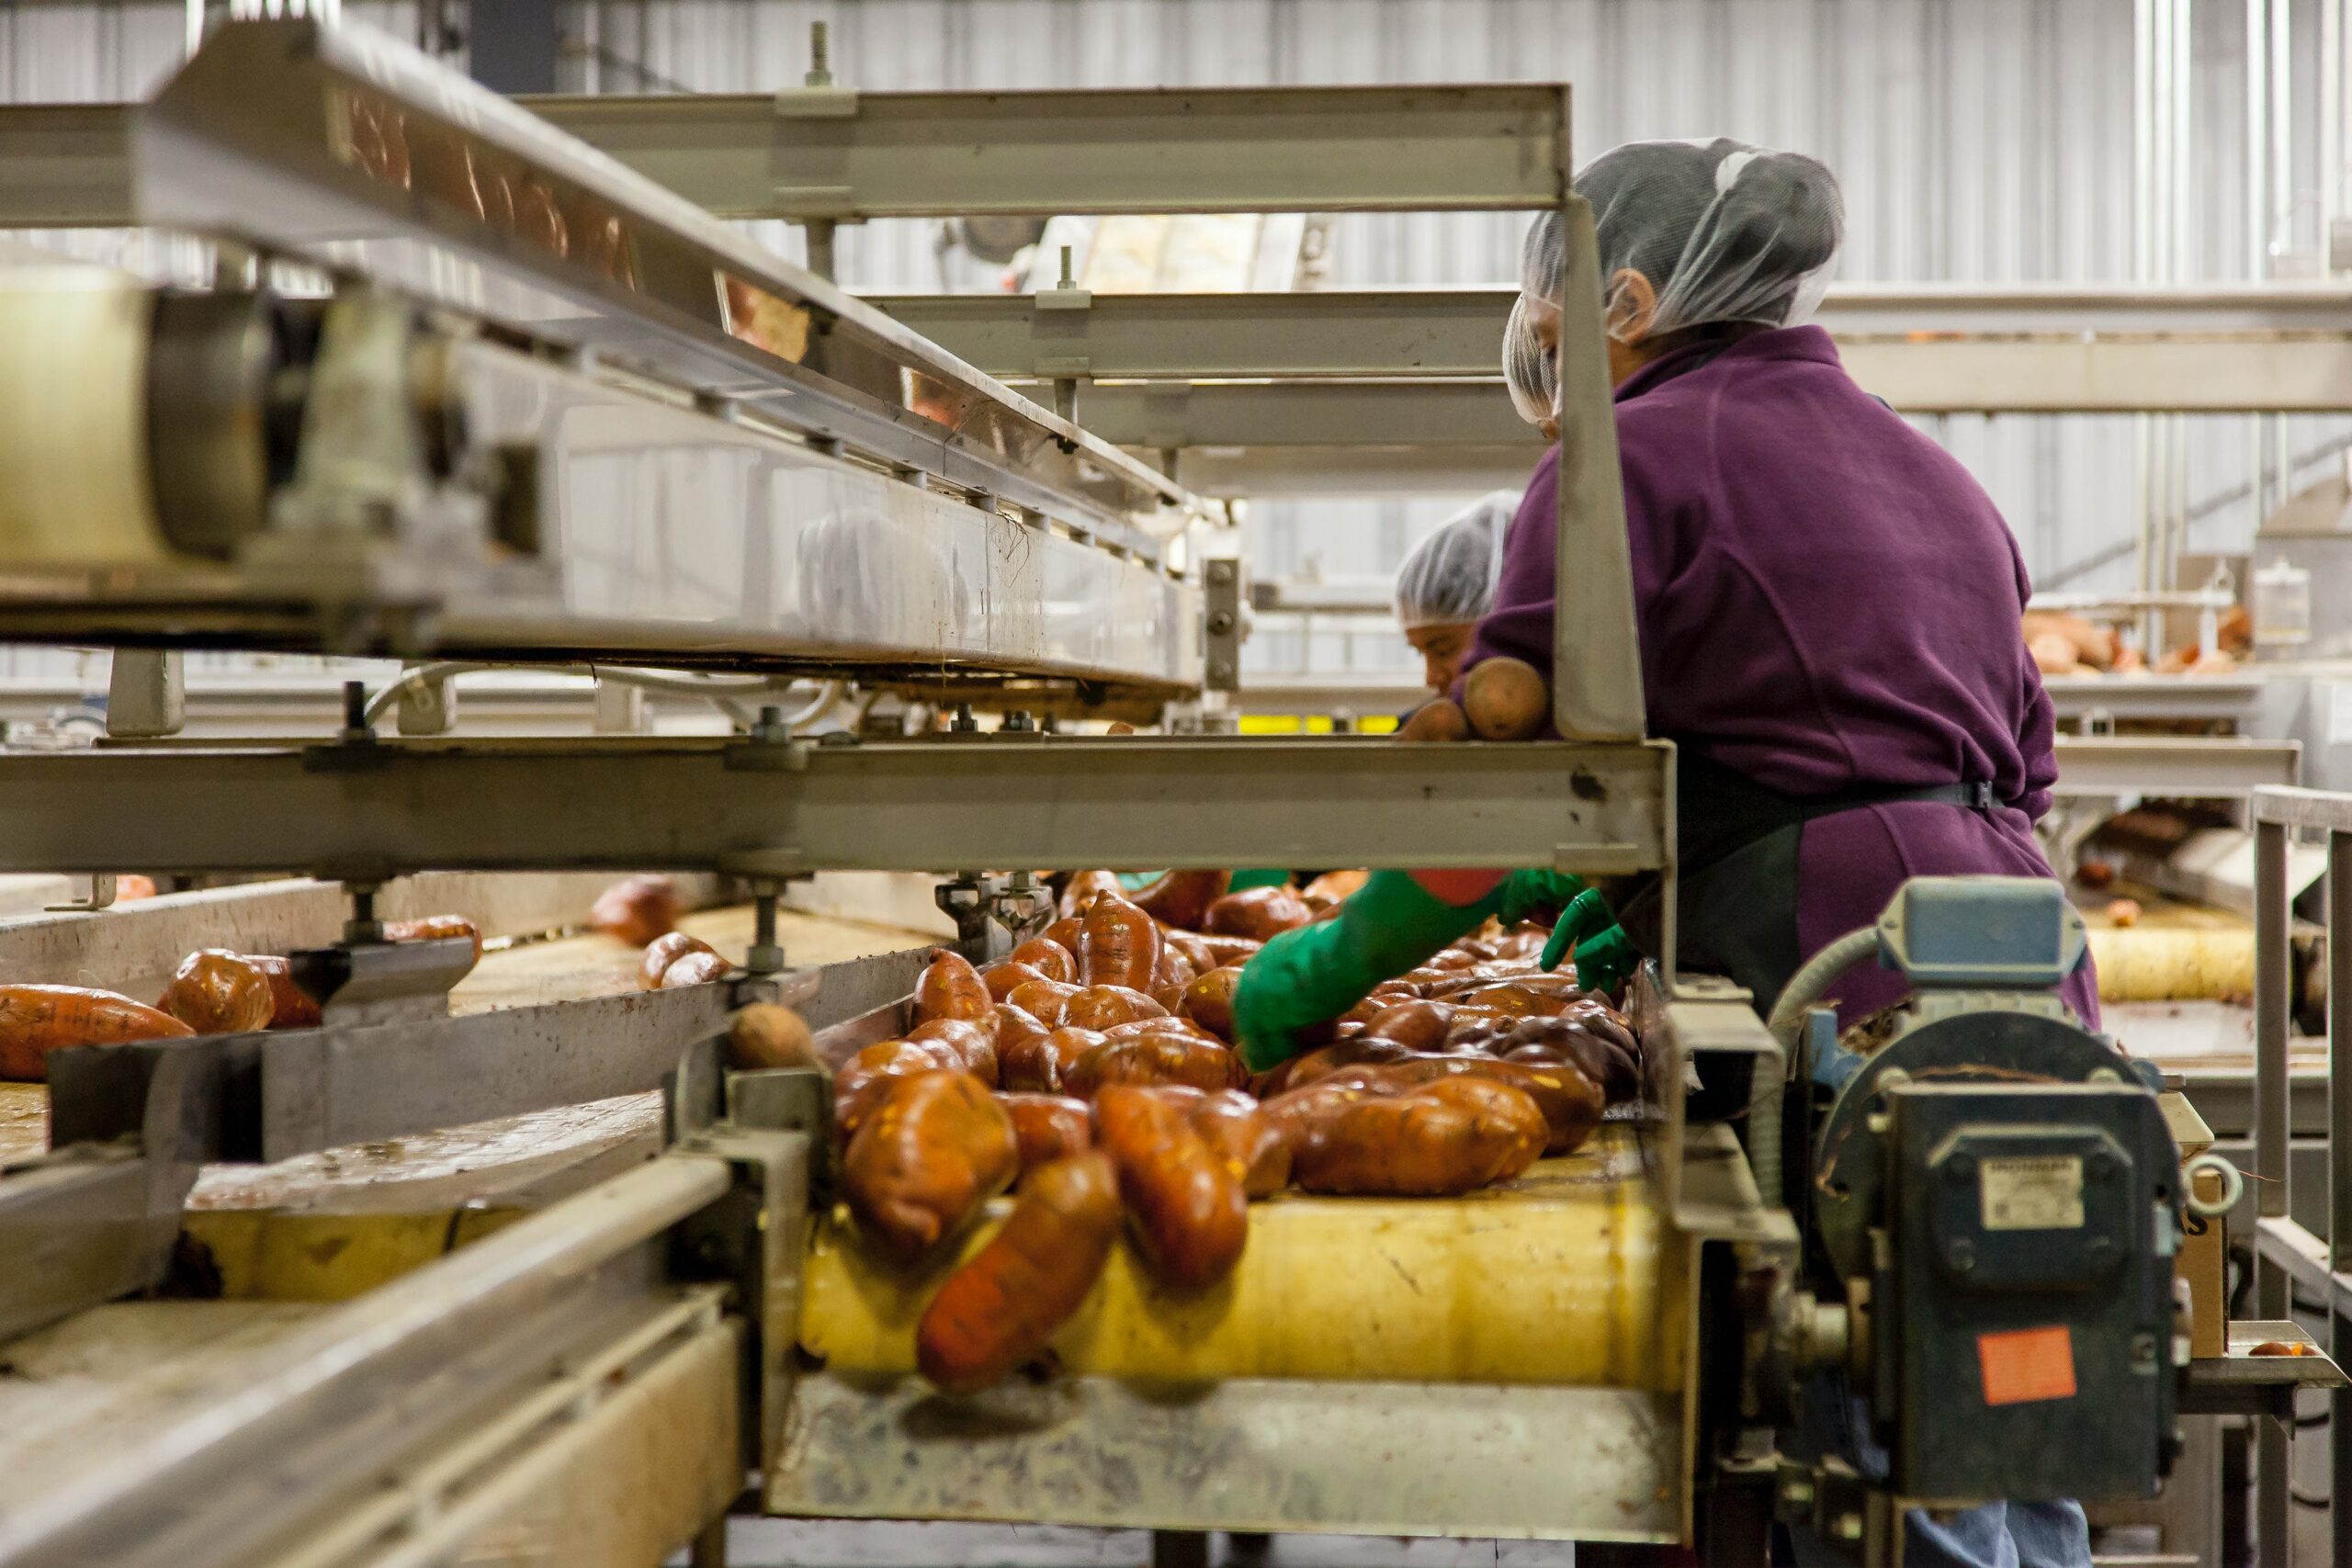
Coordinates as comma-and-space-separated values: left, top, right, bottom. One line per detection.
1236, 138, 2094, 1568
1395, 490, 1520, 694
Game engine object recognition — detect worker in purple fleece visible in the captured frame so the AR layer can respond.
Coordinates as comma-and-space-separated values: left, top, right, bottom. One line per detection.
1487, 138, 2096, 1568
1479, 139, 2098, 1039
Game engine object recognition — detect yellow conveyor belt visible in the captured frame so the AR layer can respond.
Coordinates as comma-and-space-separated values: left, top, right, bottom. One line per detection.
798, 1122, 1682, 1391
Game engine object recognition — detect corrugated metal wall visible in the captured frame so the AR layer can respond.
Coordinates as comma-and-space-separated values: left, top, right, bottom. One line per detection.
0, 0, 2341, 682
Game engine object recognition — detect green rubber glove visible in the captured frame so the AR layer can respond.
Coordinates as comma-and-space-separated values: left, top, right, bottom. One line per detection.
1498, 868, 1589, 926
1226, 867, 1295, 892
1536, 887, 1638, 994
1232, 870, 1511, 1072
1538, 886, 1617, 970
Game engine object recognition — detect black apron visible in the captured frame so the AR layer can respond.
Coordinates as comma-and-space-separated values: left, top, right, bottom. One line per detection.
1610, 748, 2004, 1021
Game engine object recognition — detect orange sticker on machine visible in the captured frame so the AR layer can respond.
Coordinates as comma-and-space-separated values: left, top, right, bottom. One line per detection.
1978, 1325, 2077, 1405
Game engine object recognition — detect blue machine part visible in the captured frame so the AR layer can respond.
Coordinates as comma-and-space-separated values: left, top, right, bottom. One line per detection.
1874, 876, 2088, 990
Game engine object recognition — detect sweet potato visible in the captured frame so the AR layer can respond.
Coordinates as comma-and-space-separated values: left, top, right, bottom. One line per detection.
1195, 933, 1265, 968
1161, 929, 1217, 974
1006, 977, 1081, 1029
384, 914, 484, 967
245, 953, 321, 1029
998, 1092, 1095, 1175
1080, 897, 1162, 991
1059, 870, 1124, 919
1041, 916, 1085, 957
915, 1149, 1121, 1393
994, 1003, 1051, 1061
1190, 1089, 1292, 1199
1252, 1037, 1417, 1098
1063, 984, 1169, 1032
1128, 869, 1231, 931
1497, 1015, 1641, 1103
1178, 966, 1245, 1042
1396, 698, 1471, 744
1001, 1025, 1107, 1093
0, 985, 192, 1080
728, 1002, 819, 1071
1064, 1033, 1246, 1099
916, 950, 995, 1029
1452, 983, 1569, 1020
1204, 886, 1313, 942
981, 960, 1050, 1004
657, 948, 731, 989
834, 1040, 961, 1137
589, 874, 679, 946
1326, 1055, 1602, 1156
639, 931, 718, 990
1360, 998, 1456, 1053
1288, 1077, 1548, 1195
842, 1068, 1019, 1264
1009, 938, 1078, 985
1093, 1085, 1250, 1289
909, 1017, 1001, 1085
1461, 657, 1549, 741
1300, 869, 1370, 909
156, 949, 275, 1036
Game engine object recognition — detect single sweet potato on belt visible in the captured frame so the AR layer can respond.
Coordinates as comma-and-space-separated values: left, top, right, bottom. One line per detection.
842, 1068, 1018, 1265
915, 1149, 1122, 1393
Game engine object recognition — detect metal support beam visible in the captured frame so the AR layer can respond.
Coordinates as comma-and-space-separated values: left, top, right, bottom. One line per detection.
2045, 736, 2301, 795
0, 735, 1674, 881
533, 83, 1568, 220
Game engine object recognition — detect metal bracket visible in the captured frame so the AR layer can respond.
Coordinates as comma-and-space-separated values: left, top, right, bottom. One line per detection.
1204, 557, 1242, 694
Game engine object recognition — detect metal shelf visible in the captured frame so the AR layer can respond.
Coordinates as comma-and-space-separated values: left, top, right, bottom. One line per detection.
0, 733, 1673, 881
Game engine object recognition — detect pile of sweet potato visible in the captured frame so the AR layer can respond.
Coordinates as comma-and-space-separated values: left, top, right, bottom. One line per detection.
0, 916, 482, 1081
829, 870, 1641, 1393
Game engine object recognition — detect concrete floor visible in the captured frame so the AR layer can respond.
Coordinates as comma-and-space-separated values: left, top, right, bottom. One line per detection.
708, 1523, 1582, 1568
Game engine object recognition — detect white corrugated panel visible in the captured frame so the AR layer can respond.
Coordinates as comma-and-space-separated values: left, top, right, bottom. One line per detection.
1, 1, 2341, 684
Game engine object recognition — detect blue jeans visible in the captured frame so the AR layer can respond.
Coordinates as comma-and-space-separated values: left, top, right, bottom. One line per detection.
1782, 1501, 2091, 1567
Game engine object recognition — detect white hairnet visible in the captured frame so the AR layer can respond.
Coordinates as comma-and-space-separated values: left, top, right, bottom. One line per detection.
1394, 491, 1520, 629
1502, 138, 1844, 423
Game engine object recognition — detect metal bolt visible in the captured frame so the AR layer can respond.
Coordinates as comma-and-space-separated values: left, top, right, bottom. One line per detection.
1207, 610, 1236, 636
1947, 1240, 1976, 1273
950, 703, 978, 733
1057, 243, 1075, 291
2087, 1066, 2122, 1084
1208, 660, 1236, 684
1001, 710, 1035, 733
1947, 1152, 1977, 1179
2130, 1331, 2159, 1373
2086, 1149, 2118, 1179
806, 20, 831, 86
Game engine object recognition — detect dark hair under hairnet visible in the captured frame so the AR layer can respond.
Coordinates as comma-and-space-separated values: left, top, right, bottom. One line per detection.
1503, 138, 1844, 423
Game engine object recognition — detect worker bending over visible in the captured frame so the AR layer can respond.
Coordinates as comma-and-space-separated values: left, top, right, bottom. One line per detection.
1236, 138, 2096, 1568
1395, 490, 1520, 694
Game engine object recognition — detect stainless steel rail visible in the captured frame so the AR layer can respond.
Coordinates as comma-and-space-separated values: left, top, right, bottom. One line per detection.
2249, 786, 2352, 1563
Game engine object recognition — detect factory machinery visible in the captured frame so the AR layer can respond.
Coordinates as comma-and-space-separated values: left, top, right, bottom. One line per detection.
0, 22, 2343, 1568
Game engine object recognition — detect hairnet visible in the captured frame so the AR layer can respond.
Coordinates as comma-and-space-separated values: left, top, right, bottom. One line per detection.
1501, 138, 1843, 421
1394, 490, 1520, 629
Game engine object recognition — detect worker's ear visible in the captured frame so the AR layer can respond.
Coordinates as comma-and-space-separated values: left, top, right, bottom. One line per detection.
1604, 268, 1659, 342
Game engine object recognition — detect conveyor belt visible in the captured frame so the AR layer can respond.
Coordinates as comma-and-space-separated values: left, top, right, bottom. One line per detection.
801, 1122, 1680, 1391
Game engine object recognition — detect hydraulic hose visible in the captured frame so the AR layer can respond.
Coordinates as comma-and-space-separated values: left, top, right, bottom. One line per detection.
1750, 922, 1880, 1205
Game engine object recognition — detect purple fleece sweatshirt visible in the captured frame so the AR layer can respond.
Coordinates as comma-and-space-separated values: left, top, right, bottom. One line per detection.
1463, 325, 2098, 1028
